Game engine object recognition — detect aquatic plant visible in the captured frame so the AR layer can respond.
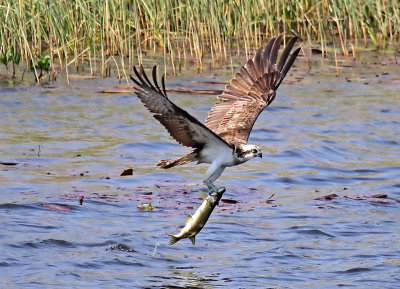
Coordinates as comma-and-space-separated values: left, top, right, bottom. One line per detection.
0, 0, 399, 80
0, 45, 20, 78
28, 55, 51, 83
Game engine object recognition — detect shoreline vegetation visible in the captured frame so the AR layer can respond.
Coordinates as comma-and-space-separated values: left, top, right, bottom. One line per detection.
1, 0, 399, 83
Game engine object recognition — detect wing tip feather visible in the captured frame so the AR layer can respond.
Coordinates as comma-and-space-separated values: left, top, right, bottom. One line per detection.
131, 65, 168, 99
205, 35, 301, 143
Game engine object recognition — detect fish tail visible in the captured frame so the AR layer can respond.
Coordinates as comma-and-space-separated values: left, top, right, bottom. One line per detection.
167, 233, 180, 245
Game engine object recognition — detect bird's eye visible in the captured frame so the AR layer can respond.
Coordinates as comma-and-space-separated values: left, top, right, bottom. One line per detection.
251, 149, 257, 154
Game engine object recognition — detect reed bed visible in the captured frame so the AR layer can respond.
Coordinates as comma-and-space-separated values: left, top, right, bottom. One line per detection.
1, 0, 399, 82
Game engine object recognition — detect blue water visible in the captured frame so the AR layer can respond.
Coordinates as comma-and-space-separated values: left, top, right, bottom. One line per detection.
1, 63, 400, 288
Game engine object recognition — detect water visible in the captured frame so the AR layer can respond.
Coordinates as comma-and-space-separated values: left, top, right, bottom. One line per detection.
1, 62, 400, 288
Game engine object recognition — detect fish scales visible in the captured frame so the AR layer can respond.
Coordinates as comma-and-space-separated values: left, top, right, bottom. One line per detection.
167, 188, 226, 245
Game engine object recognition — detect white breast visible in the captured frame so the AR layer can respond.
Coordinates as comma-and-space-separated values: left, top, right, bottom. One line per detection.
199, 141, 236, 167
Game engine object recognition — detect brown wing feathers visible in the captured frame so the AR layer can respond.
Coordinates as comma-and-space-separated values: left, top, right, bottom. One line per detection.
131, 65, 200, 148
205, 35, 300, 145
131, 65, 167, 98
276, 37, 301, 89
131, 35, 300, 155
130, 65, 231, 151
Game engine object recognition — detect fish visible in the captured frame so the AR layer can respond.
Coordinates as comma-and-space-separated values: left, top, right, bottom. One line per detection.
167, 187, 226, 245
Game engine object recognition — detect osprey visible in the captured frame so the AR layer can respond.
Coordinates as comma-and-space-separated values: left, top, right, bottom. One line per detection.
130, 35, 300, 195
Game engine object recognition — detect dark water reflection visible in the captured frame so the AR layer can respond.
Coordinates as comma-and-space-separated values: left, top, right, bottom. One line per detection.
1, 66, 400, 288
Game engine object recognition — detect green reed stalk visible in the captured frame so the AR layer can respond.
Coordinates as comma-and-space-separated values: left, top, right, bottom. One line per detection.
0, 0, 399, 80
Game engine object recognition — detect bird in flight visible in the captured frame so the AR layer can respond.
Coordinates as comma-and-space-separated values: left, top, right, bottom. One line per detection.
130, 35, 300, 195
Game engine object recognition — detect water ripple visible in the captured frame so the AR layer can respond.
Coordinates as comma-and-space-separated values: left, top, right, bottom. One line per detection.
1, 71, 399, 288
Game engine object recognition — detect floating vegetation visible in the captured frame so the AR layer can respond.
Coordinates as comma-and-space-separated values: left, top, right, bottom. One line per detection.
315, 192, 400, 207
137, 202, 154, 211
120, 168, 134, 176
0, 0, 399, 82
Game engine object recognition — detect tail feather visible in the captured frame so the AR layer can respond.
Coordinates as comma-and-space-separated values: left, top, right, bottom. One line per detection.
156, 151, 197, 169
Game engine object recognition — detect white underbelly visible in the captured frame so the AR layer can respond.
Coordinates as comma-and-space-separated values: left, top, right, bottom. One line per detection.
199, 144, 237, 167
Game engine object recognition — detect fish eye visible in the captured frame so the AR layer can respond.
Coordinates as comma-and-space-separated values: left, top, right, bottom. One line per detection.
251, 149, 257, 154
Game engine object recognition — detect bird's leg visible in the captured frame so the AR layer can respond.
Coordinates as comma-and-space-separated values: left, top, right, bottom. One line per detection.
203, 180, 226, 196
203, 181, 226, 207
204, 163, 226, 196
204, 180, 217, 194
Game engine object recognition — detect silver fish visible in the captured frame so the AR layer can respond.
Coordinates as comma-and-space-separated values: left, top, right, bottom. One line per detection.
167, 187, 226, 245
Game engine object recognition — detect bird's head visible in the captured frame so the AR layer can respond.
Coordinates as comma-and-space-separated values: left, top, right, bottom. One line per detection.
235, 144, 262, 162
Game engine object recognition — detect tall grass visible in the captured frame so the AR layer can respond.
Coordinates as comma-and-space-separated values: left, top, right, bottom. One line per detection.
0, 0, 399, 81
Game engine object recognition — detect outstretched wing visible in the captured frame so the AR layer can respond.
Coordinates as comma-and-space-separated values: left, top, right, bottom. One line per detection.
205, 35, 300, 146
130, 65, 231, 151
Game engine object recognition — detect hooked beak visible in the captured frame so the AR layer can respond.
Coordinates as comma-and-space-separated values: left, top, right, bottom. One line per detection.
257, 152, 262, 158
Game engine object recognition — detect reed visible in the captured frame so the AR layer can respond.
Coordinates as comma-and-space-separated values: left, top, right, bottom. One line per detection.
0, 0, 399, 81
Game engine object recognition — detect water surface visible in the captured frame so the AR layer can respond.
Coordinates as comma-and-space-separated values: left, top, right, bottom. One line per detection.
1, 62, 400, 288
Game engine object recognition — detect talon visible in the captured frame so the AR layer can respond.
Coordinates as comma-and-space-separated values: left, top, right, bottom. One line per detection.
204, 180, 225, 197
217, 187, 226, 194
208, 188, 217, 196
